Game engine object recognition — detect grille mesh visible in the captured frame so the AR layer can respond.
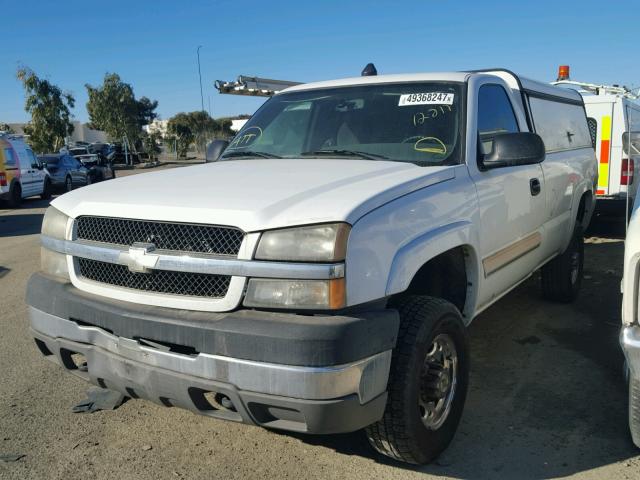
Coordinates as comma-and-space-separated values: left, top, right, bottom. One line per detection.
77, 258, 231, 298
76, 216, 244, 256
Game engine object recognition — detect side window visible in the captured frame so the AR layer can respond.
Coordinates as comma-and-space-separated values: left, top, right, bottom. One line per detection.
528, 97, 592, 152
3, 148, 17, 167
477, 84, 519, 155
587, 117, 597, 149
25, 149, 39, 168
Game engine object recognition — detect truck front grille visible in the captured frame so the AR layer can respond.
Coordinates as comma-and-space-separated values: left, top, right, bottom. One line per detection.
77, 258, 231, 298
76, 216, 244, 256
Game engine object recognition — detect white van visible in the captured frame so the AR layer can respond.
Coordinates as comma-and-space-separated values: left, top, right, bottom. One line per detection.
0, 134, 52, 207
553, 66, 640, 215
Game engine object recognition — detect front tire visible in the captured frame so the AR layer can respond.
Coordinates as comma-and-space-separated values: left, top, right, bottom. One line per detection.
365, 296, 469, 464
65, 176, 73, 192
541, 224, 584, 302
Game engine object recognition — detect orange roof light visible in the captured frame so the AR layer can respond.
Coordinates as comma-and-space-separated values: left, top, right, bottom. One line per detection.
557, 65, 570, 81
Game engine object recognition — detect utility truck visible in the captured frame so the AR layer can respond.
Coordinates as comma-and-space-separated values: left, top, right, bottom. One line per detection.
553, 65, 640, 216
27, 67, 596, 464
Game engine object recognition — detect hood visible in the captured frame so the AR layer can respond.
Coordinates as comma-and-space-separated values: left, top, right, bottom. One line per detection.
52, 159, 456, 232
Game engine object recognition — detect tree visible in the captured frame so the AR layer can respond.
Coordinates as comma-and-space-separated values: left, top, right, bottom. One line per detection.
0, 123, 15, 134
16, 67, 75, 153
85, 73, 157, 145
141, 131, 162, 160
166, 111, 220, 157
166, 113, 196, 157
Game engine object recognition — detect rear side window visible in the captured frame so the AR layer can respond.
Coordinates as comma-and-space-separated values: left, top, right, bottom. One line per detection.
477, 84, 519, 155
587, 117, 597, 148
3, 148, 17, 167
529, 97, 592, 152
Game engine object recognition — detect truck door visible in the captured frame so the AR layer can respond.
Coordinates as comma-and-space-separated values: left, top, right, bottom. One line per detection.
467, 80, 546, 307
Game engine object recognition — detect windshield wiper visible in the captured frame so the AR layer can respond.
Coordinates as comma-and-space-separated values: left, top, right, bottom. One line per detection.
220, 151, 282, 159
300, 149, 389, 160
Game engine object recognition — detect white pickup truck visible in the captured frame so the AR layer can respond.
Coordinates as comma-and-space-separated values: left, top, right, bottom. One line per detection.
27, 69, 597, 464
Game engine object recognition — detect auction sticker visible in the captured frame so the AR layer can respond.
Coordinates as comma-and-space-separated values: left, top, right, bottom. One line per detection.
398, 92, 454, 106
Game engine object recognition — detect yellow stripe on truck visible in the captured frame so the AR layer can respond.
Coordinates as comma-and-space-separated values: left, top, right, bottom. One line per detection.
597, 115, 612, 194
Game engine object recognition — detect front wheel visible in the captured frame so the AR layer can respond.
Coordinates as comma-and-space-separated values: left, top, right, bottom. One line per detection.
365, 296, 469, 464
541, 224, 584, 302
65, 176, 73, 192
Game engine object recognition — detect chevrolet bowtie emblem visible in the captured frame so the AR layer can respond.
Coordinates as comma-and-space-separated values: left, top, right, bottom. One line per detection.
119, 242, 159, 273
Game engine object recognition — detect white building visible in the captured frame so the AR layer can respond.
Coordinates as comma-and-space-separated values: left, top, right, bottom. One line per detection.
144, 119, 169, 137
230, 118, 249, 132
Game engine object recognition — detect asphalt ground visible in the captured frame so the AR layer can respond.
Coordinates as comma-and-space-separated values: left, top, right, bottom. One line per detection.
1, 167, 638, 479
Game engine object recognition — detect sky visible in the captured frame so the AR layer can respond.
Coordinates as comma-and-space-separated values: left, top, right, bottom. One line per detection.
1, 0, 638, 124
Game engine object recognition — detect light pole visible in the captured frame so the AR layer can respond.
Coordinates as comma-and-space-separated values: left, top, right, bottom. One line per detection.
196, 45, 205, 113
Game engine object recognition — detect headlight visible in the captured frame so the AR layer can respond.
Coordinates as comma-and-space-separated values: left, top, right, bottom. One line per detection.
41, 206, 70, 280
244, 278, 345, 310
42, 206, 69, 240
255, 223, 350, 262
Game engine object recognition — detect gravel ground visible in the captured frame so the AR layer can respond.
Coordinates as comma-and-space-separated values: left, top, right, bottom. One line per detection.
1, 167, 639, 479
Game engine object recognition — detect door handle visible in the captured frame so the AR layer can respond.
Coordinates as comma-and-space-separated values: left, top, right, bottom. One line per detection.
530, 178, 541, 196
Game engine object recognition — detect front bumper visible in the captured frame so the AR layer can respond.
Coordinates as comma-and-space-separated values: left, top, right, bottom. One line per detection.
621, 326, 640, 379
26, 273, 398, 434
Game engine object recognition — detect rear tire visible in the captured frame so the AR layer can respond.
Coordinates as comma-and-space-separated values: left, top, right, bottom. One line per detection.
630, 373, 640, 448
7, 182, 22, 208
541, 224, 584, 302
365, 296, 469, 465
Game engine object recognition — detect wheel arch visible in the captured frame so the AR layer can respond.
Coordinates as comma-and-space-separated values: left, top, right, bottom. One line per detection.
385, 221, 481, 323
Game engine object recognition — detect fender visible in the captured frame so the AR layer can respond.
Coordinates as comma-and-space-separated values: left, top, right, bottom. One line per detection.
563, 180, 594, 251
385, 220, 481, 321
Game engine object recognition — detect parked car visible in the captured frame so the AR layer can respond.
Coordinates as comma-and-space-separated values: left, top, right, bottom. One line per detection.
67, 146, 90, 157
88, 142, 114, 159
75, 154, 115, 182
552, 65, 640, 216
0, 133, 51, 207
27, 68, 597, 465
40, 153, 91, 192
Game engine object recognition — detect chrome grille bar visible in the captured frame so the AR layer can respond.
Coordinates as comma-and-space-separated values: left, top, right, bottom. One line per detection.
42, 235, 345, 280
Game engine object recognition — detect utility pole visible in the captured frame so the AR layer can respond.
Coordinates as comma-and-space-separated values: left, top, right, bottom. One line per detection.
197, 45, 205, 113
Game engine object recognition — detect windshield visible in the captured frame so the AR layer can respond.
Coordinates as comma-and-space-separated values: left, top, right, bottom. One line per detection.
221, 82, 463, 166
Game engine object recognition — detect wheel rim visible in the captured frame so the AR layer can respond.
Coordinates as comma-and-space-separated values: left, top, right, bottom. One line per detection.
419, 333, 458, 430
570, 251, 581, 285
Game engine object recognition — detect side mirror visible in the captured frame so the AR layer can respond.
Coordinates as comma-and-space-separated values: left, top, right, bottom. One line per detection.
206, 139, 229, 162
481, 132, 545, 170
